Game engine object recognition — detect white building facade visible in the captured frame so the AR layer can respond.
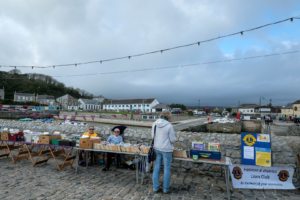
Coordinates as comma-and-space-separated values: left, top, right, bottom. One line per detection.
103, 98, 159, 112
78, 99, 101, 110
14, 92, 35, 102
238, 107, 255, 115
56, 94, 78, 110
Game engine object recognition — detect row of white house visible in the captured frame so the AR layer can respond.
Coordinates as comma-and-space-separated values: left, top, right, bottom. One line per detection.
9, 92, 169, 112
103, 98, 160, 112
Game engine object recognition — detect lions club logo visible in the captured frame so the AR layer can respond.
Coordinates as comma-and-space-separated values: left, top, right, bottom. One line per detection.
278, 170, 289, 182
232, 166, 243, 180
243, 134, 256, 146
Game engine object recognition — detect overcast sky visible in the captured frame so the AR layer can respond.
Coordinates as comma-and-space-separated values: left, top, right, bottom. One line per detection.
0, 0, 299, 107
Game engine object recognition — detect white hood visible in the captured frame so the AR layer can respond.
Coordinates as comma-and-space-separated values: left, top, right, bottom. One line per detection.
151, 119, 177, 152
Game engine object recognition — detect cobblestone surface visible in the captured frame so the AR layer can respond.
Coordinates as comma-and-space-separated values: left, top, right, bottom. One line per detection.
1, 157, 300, 200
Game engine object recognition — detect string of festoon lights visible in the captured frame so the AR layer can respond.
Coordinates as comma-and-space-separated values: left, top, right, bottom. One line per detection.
2, 50, 296, 79
0, 15, 299, 70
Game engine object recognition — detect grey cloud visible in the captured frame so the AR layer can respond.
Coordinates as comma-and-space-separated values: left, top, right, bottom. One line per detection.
0, 0, 299, 107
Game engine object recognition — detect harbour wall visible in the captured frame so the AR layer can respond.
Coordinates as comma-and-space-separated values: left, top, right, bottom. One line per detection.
0, 119, 299, 186
58, 112, 201, 122
0, 110, 59, 119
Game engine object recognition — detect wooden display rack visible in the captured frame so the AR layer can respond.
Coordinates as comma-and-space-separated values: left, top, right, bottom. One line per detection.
0, 140, 77, 171
0, 141, 9, 159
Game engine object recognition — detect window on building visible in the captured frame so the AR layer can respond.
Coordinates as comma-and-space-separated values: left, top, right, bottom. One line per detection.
18, 96, 20, 99
147, 105, 149, 107
251, 110, 253, 112
30, 97, 32, 101
126, 105, 129, 107
26, 97, 28, 100
134, 105, 136, 107
139, 105, 141, 107
47, 100, 49, 102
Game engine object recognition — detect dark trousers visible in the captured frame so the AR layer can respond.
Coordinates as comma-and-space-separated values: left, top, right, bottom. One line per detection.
79, 150, 85, 162
79, 150, 96, 164
106, 153, 121, 168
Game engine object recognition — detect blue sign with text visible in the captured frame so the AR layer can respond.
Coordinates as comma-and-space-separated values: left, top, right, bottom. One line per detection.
241, 132, 271, 166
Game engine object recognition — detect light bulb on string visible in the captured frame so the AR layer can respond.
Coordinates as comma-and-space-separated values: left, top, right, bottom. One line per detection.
53, 66, 55, 69
75, 64, 77, 67
100, 61, 102, 64
291, 18, 293, 22
161, 50, 163, 54
198, 42, 200, 46
241, 32, 243, 36
15, 66, 16, 69
128, 56, 130, 59
32, 66, 33, 69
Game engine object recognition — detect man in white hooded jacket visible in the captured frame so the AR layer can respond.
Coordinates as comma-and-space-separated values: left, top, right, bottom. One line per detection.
151, 110, 177, 194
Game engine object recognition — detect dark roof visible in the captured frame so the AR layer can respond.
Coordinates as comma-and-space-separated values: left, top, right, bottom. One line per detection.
293, 100, 300, 104
232, 104, 260, 109
93, 95, 104, 98
254, 106, 281, 112
240, 104, 260, 107
80, 99, 99, 104
57, 94, 77, 100
152, 103, 171, 109
37, 95, 55, 99
103, 98, 156, 105
283, 104, 293, 109
15, 93, 35, 96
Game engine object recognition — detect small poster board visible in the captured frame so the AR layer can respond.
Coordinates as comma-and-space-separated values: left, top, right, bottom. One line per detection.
241, 132, 271, 167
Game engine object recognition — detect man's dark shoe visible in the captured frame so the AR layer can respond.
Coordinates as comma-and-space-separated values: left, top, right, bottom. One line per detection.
102, 167, 109, 171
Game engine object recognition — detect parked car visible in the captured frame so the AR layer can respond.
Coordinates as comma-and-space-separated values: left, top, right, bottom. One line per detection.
294, 117, 300, 124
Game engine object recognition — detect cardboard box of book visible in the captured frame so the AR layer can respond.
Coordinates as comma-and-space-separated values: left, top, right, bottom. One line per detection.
1, 132, 9, 141
39, 135, 61, 144
79, 138, 101, 149
172, 149, 188, 158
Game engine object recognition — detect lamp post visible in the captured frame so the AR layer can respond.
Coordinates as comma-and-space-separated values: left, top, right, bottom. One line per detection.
269, 99, 272, 118
198, 100, 200, 110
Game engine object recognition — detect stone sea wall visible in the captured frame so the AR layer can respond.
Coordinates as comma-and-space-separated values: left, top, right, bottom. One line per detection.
0, 110, 59, 119
287, 126, 300, 136
0, 119, 299, 184
58, 111, 200, 122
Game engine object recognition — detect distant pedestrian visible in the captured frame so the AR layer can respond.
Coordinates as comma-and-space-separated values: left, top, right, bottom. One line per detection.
151, 110, 176, 194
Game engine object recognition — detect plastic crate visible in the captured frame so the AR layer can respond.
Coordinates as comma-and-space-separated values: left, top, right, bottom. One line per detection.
51, 139, 60, 145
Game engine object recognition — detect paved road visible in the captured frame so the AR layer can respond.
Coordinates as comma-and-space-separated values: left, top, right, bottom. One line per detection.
1, 156, 300, 199
173, 117, 218, 131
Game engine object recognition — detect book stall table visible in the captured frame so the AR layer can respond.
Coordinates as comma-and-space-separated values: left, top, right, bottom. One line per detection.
0, 141, 10, 159
74, 147, 140, 183
23, 143, 77, 171
0, 140, 77, 171
0, 140, 26, 163
139, 154, 232, 200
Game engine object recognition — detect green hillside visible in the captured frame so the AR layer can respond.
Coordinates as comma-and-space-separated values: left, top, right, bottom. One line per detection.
0, 69, 93, 100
